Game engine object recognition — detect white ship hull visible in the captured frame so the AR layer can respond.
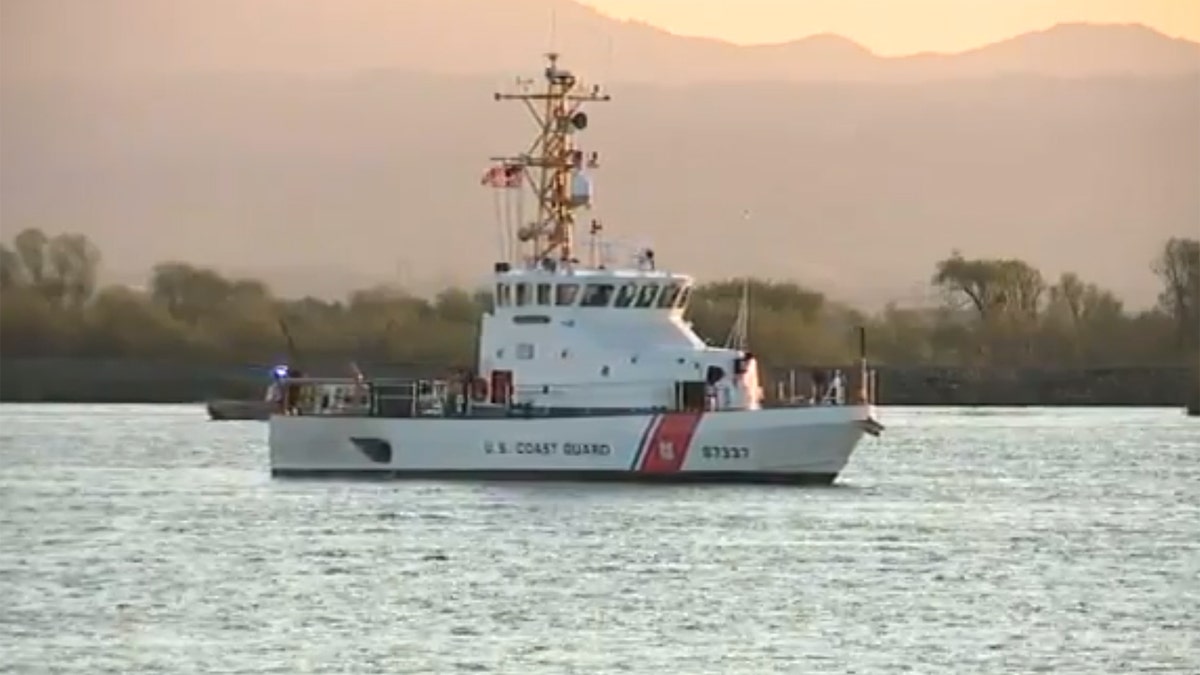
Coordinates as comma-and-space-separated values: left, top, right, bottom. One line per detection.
268, 405, 881, 485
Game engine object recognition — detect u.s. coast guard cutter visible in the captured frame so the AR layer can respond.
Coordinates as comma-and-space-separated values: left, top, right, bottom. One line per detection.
268, 53, 884, 484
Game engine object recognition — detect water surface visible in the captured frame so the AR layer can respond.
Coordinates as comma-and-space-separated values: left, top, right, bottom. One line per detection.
1, 405, 1197, 673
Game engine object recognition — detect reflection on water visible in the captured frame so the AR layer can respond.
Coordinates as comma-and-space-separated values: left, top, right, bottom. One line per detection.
0, 404, 1196, 673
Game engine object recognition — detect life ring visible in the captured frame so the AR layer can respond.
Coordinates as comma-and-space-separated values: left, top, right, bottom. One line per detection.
470, 377, 489, 402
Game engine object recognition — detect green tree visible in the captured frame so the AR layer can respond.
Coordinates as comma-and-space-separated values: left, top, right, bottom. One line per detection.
0, 286, 79, 355
4, 228, 102, 308
932, 251, 1045, 322
150, 262, 238, 325
1, 228, 1195, 374
1041, 272, 1126, 364
932, 252, 1047, 365
0, 244, 22, 291
433, 287, 484, 324
80, 286, 191, 357
12, 228, 50, 287
1153, 237, 1199, 354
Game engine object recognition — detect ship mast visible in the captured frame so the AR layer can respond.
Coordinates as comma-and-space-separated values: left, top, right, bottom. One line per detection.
490, 53, 610, 266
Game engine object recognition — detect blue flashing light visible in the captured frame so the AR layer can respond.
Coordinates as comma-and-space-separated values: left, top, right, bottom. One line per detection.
272, 365, 290, 379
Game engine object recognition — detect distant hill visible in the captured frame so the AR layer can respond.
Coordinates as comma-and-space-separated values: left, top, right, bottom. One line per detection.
2, 0, 1198, 307
4, 0, 1198, 83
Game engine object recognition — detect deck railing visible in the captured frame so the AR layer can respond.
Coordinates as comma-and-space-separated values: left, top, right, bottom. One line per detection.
764, 364, 878, 407
274, 366, 879, 418
275, 376, 455, 418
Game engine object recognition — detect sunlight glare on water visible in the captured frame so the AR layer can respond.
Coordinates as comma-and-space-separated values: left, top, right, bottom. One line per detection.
0, 404, 1197, 673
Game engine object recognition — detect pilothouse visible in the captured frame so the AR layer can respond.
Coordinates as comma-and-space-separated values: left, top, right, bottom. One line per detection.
483, 262, 764, 413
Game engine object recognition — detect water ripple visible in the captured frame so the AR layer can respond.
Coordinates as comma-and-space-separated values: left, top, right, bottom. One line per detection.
0, 404, 1197, 673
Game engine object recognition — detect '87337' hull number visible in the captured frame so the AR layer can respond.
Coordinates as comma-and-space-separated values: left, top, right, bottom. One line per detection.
701, 445, 750, 460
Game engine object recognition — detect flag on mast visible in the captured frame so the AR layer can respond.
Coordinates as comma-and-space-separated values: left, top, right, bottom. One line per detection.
480, 163, 522, 188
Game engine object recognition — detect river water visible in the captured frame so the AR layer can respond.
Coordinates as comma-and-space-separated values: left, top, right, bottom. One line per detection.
0, 404, 1196, 674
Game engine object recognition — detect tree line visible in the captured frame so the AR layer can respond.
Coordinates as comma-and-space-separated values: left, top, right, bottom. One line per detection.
1, 227, 1196, 371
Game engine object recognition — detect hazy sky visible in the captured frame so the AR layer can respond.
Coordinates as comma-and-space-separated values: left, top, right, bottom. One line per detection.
583, 0, 1200, 54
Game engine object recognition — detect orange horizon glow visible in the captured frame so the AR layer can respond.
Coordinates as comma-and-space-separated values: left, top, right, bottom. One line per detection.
581, 0, 1200, 55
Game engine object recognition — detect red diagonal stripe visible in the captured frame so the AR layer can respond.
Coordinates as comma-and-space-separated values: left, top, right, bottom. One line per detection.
638, 412, 703, 473
630, 414, 662, 470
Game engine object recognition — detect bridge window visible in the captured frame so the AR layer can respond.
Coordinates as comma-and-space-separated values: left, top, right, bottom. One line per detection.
581, 283, 614, 307
634, 284, 659, 308
515, 283, 530, 306
536, 283, 552, 306
556, 283, 580, 306
614, 283, 637, 308
675, 285, 692, 309
495, 283, 512, 307
657, 283, 681, 308
516, 343, 534, 360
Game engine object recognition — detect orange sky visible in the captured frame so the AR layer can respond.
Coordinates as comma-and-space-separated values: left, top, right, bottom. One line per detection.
582, 0, 1200, 55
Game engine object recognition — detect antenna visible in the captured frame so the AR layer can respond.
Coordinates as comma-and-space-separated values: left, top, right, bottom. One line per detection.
723, 209, 753, 351
548, 6, 558, 54
492, 188, 508, 263
587, 218, 605, 268
488, 54, 611, 266
277, 318, 303, 370
724, 278, 750, 351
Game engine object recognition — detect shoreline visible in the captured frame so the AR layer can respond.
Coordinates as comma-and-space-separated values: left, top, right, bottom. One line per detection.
0, 399, 1192, 409
2, 358, 1195, 408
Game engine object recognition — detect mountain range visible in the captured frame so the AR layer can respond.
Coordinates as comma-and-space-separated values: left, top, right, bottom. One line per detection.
5, 0, 1200, 82
2, 0, 1198, 307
